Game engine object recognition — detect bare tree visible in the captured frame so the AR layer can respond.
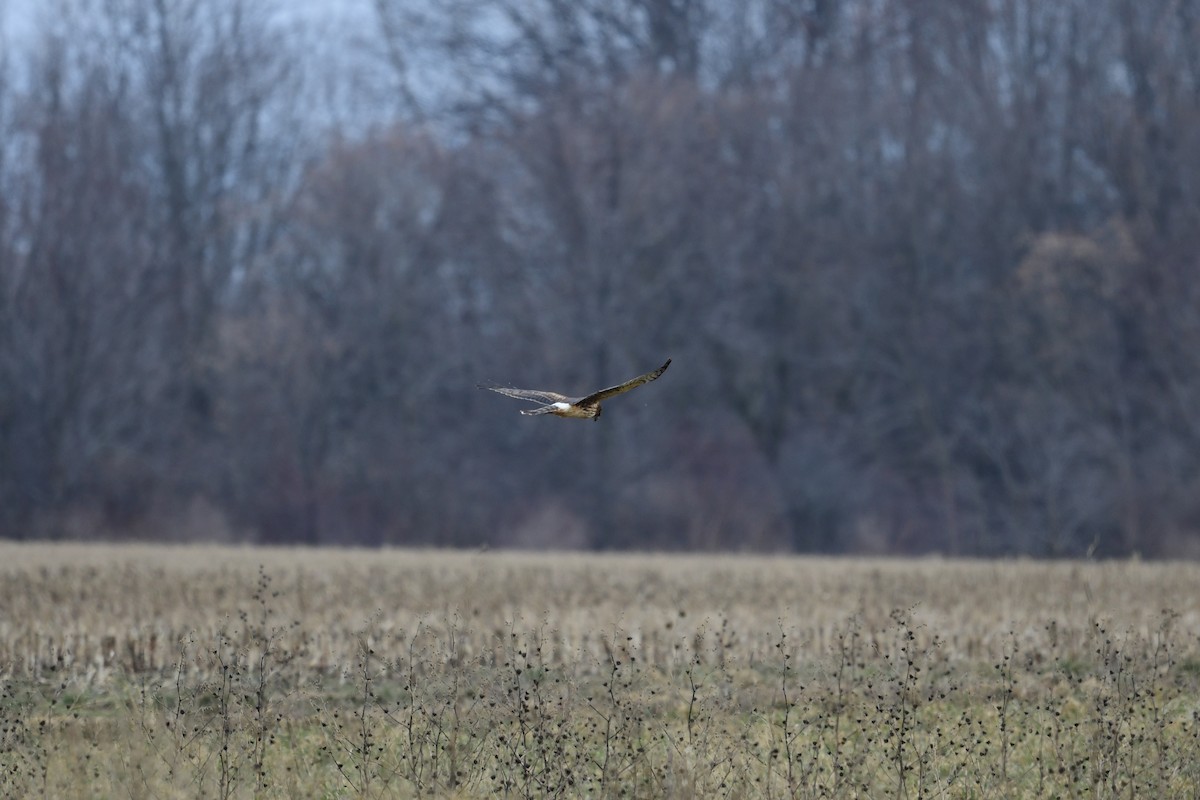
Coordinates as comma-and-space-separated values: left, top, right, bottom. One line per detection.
0, 0, 302, 538
4, 0, 1200, 553
0, 18, 161, 536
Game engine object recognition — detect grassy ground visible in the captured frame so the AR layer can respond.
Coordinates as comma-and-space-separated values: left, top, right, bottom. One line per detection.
1, 543, 1199, 798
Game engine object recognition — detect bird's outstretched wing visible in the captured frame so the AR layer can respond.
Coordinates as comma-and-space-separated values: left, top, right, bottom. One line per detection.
578, 359, 671, 405
479, 385, 572, 404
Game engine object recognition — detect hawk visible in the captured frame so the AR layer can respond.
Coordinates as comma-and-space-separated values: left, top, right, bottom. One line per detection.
480, 359, 671, 421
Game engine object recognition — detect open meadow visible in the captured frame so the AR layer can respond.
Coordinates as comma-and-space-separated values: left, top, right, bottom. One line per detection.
1, 543, 1199, 798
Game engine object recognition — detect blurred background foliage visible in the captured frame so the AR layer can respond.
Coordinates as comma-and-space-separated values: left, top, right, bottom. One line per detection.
2, 0, 1199, 556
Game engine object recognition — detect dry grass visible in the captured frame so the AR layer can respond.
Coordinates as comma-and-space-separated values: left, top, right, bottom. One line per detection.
1, 543, 1199, 798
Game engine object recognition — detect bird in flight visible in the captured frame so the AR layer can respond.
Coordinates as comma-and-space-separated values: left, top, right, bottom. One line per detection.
480, 359, 671, 421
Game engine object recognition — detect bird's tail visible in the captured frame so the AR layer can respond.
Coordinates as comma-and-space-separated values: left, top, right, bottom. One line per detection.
519, 405, 557, 416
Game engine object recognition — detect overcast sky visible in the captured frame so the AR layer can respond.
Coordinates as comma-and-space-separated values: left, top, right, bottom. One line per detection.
1, 0, 33, 44
0, 0, 375, 49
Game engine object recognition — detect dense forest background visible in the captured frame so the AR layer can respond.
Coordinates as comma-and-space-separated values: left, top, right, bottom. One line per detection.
2, 0, 1199, 556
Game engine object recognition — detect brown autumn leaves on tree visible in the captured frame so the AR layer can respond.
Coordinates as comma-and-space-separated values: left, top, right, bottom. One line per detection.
1, 0, 1198, 556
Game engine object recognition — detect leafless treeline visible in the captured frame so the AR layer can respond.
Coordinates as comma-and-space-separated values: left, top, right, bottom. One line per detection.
1, 0, 1198, 555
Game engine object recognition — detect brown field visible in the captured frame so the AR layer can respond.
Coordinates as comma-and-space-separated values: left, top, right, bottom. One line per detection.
1, 543, 1199, 798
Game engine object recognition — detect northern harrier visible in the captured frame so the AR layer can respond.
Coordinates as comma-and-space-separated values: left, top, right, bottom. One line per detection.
480, 359, 671, 421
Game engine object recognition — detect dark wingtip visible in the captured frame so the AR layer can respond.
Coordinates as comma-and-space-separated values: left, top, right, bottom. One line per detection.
662, 358, 672, 369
